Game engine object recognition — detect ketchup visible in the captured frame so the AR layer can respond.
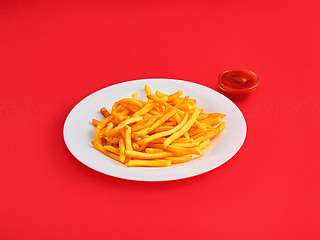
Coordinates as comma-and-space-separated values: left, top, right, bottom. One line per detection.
218, 69, 259, 100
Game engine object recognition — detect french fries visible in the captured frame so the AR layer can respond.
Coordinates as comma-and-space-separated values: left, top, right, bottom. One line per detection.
91, 85, 226, 167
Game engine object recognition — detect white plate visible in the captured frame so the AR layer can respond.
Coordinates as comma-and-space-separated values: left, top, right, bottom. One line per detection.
63, 79, 246, 181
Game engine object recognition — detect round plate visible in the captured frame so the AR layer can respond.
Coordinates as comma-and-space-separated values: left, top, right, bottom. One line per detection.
63, 79, 246, 181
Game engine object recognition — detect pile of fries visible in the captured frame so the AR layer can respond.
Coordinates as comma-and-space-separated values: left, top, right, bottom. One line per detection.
91, 85, 226, 167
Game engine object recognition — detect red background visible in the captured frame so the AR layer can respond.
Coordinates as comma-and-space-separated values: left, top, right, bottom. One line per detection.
1, 0, 320, 239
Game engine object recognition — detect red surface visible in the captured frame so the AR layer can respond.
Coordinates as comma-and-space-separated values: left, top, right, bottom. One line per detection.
1, 0, 320, 239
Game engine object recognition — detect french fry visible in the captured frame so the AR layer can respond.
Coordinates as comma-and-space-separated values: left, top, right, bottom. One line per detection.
150, 125, 174, 133
95, 115, 113, 144
125, 105, 139, 114
173, 113, 181, 124
125, 150, 175, 159
174, 95, 189, 108
123, 125, 133, 151
104, 116, 143, 137
116, 98, 145, 108
193, 120, 207, 133
166, 90, 183, 102
126, 159, 171, 167
209, 113, 227, 118
147, 137, 191, 144
105, 136, 120, 145
162, 121, 178, 126
131, 134, 143, 143
111, 108, 131, 122
165, 155, 193, 164
172, 97, 196, 106
197, 113, 210, 120
195, 129, 220, 143
188, 128, 205, 137
171, 141, 200, 148
200, 116, 222, 127
119, 138, 125, 163
132, 102, 158, 118
155, 90, 167, 98
191, 133, 204, 141
145, 85, 152, 95
132, 91, 138, 100
100, 107, 110, 117
147, 143, 167, 149
145, 148, 165, 153
197, 139, 210, 150
179, 103, 196, 111
104, 122, 114, 136
104, 145, 120, 155
92, 119, 101, 127
165, 145, 203, 156
132, 142, 140, 151
217, 122, 226, 132
92, 140, 120, 162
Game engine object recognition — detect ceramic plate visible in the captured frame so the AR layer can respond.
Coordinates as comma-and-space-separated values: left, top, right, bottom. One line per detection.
63, 79, 246, 181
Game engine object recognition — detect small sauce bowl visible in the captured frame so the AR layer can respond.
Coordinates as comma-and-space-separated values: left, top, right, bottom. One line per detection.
218, 69, 259, 100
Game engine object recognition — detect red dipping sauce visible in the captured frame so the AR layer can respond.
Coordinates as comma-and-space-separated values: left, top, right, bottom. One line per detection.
218, 69, 259, 100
